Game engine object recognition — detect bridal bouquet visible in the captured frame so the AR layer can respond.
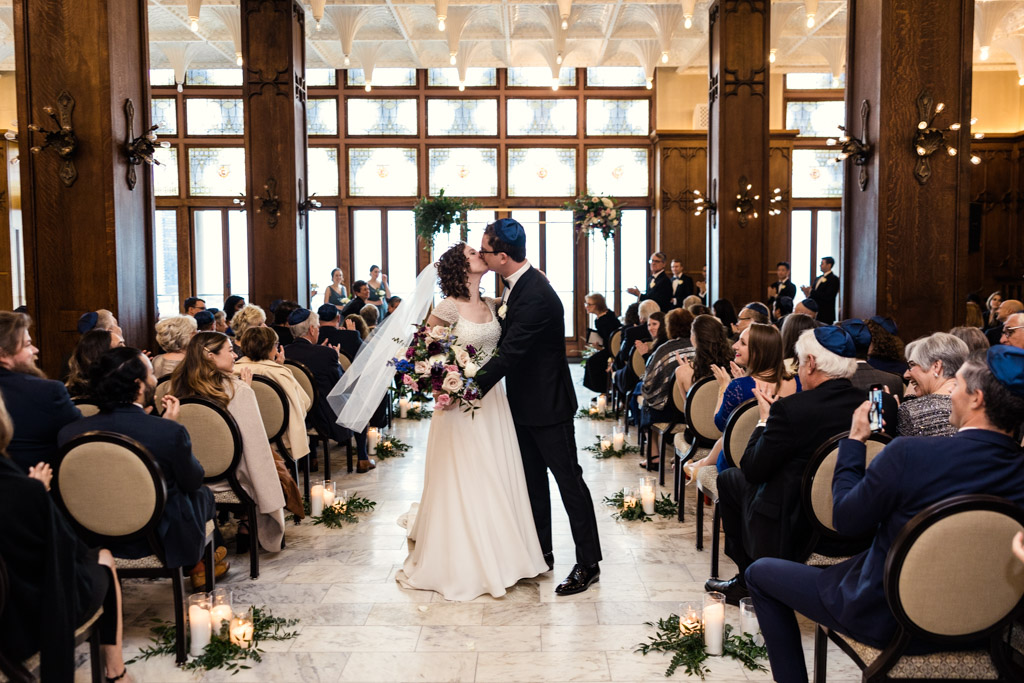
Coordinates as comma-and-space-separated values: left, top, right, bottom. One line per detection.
391, 324, 489, 414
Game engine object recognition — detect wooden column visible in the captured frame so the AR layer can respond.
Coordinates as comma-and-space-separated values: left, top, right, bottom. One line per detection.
13, 0, 154, 375
844, 0, 973, 339
653, 131, 708, 283
706, 0, 770, 307
241, 0, 308, 309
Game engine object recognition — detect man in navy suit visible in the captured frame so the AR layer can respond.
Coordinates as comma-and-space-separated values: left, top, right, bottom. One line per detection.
0, 312, 81, 472
746, 346, 1024, 683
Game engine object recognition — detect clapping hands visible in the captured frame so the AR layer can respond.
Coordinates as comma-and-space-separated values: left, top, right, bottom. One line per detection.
635, 340, 650, 356
28, 462, 52, 491
161, 395, 181, 421
752, 379, 779, 422
238, 366, 254, 386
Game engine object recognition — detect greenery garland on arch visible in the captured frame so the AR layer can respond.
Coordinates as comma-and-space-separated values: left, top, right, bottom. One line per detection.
413, 189, 481, 246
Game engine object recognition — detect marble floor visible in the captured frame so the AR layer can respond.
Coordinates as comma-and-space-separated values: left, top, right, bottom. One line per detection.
83, 366, 864, 682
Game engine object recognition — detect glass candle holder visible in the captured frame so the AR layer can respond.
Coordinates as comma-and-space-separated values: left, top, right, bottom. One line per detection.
612, 427, 625, 451
739, 597, 763, 646
322, 480, 336, 508
678, 601, 702, 635
703, 592, 726, 656
209, 588, 233, 636
622, 487, 638, 510
229, 609, 254, 649
639, 476, 657, 515
187, 593, 212, 657
310, 479, 326, 516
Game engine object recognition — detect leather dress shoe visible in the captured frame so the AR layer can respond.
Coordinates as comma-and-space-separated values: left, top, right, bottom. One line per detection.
555, 563, 600, 595
356, 458, 376, 473
543, 552, 554, 571
704, 575, 749, 605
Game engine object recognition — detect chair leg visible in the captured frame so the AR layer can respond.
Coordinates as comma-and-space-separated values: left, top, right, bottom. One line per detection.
172, 569, 187, 664
813, 625, 828, 683
204, 539, 215, 593
710, 499, 721, 579
696, 483, 705, 550
248, 503, 260, 579
321, 432, 331, 481
89, 626, 103, 683
658, 431, 669, 487
302, 453, 311, 501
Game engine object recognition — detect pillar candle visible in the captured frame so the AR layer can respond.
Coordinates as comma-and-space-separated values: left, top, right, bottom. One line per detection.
188, 605, 212, 656
703, 598, 725, 655
623, 494, 637, 509
399, 398, 410, 418
600, 438, 612, 452
612, 431, 625, 451
641, 486, 656, 515
596, 394, 608, 414
367, 427, 379, 455
310, 484, 324, 516
210, 604, 233, 633
229, 617, 254, 648
322, 488, 335, 508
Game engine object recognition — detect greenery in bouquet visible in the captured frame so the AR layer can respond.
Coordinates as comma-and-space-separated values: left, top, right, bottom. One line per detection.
564, 194, 623, 242
391, 323, 490, 415
413, 189, 481, 245
580, 345, 598, 369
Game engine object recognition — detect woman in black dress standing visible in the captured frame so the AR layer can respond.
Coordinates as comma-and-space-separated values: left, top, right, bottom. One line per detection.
582, 293, 621, 393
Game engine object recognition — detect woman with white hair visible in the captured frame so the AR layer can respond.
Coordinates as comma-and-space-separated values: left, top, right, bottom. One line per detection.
898, 332, 969, 436
152, 315, 198, 377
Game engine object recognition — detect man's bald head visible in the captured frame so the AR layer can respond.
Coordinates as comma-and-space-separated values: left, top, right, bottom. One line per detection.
997, 299, 1024, 322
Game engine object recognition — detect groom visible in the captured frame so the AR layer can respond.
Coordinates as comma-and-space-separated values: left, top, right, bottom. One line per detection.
475, 218, 602, 595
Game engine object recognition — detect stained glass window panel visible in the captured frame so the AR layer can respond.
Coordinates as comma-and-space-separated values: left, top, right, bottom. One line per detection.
426, 99, 498, 136
347, 99, 418, 136
507, 148, 576, 197
306, 69, 337, 86
307, 99, 339, 136
786, 72, 844, 89
506, 99, 577, 136
428, 148, 498, 196
586, 99, 649, 136
785, 101, 845, 137
586, 148, 649, 197
188, 147, 246, 196
348, 147, 418, 196
308, 147, 339, 197
155, 210, 179, 317
151, 98, 177, 135
507, 67, 576, 87
586, 67, 647, 87
545, 210, 575, 336
194, 210, 224, 309
185, 69, 243, 86
153, 146, 179, 197
427, 68, 497, 87
346, 68, 417, 87
150, 69, 175, 87
792, 149, 843, 198
307, 210, 338, 296
185, 99, 244, 135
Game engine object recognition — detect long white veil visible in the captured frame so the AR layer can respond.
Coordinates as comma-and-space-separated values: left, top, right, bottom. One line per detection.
326, 264, 437, 432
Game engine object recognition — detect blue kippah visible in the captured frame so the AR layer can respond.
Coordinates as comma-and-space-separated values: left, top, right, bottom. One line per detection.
194, 310, 214, 327
288, 308, 311, 326
492, 218, 526, 249
77, 311, 98, 335
800, 298, 819, 313
317, 303, 339, 322
745, 302, 770, 318
870, 315, 898, 335
987, 346, 1024, 397
839, 319, 871, 350
813, 325, 857, 359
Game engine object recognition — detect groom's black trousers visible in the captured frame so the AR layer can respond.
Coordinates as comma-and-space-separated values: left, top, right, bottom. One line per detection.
514, 419, 602, 566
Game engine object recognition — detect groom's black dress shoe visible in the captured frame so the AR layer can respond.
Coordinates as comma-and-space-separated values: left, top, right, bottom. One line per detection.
555, 563, 600, 595
543, 552, 554, 571
704, 575, 749, 605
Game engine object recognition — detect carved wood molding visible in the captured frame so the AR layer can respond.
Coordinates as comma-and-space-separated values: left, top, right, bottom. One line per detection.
723, 66, 767, 98
661, 146, 707, 162
246, 66, 291, 99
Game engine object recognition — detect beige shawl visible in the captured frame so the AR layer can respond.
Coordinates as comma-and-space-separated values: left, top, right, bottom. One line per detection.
234, 358, 312, 459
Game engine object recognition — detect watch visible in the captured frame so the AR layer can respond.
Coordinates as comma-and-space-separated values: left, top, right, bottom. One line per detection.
756, 420, 767, 429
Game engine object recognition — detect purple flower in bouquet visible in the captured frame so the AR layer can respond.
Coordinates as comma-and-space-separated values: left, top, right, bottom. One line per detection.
417, 377, 431, 392
427, 341, 443, 357
405, 347, 415, 359
466, 344, 477, 355
430, 364, 445, 378
432, 376, 444, 392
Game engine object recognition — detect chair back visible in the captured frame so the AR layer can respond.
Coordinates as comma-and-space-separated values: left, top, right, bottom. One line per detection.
803, 431, 892, 537
176, 397, 243, 481
72, 398, 100, 418
886, 494, 1024, 643
671, 379, 687, 414
283, 359, 317, 405
722, 399, 759, 468
630, 346, 646, 378
54, 432, 166, 545
608, 328, 623, 356
153, 374, 174, 414
683, 376, 723, 446
339, 353, 352, 372
250, 375, 289, 442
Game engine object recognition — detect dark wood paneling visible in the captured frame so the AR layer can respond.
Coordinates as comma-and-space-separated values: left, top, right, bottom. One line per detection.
967, 134, 1024, 301
652, 130, 707, 279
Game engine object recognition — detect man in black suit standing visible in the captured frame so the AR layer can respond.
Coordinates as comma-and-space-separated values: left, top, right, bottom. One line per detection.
340, 281, 371, 319
767, 261, 797, 310
476, 219, 602, 596
669, 259, 694, 308
627, 252, 673, 312
801, 256, 841, 324
0, 312, 81, 471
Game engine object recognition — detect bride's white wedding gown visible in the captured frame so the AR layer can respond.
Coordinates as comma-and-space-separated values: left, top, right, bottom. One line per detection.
396, 297, 548, 601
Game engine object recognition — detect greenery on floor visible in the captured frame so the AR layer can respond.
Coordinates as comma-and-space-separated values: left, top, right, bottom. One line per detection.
637, 614, 768, 679
603, 489, 678, 522
374, 436, 410, 459
584, 438, 641, 459
311, 493, 377, 529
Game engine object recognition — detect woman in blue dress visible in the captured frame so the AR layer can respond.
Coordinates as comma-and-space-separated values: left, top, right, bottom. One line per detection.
323, 268, 349, 310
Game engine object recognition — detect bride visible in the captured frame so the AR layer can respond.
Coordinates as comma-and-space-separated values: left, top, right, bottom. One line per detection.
327, 242, 547, 601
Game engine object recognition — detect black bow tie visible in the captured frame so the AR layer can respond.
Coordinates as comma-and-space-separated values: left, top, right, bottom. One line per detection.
501, 277, 510, 288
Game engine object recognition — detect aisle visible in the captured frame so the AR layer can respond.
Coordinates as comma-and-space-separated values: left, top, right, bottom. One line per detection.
90, 365, 862, 682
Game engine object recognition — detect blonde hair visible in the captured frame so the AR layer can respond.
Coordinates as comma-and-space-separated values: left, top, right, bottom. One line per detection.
155, 315, 198, 353
231, 304, 267, 337
681, 295, 703, 310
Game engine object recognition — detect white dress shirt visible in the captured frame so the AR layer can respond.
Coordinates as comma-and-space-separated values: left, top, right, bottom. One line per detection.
501, 261, 532, 303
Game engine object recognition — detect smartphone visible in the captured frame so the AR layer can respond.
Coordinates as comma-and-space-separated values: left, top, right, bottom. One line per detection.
868, 384, 884, 432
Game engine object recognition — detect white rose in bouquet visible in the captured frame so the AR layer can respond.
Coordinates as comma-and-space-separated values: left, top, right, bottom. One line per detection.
414, 360, 430, 375
600, 197, 613, 208
453, 346, 472, 368
428, 354, 446, 366
430, 325, 449, 340
442, 372, 464, 393
464, 361, 479, 378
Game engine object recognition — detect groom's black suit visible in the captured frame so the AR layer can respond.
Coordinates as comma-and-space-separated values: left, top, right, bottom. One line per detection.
475, 266, 602, 566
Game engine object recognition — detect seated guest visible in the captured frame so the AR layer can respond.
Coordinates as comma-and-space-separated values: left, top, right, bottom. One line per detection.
65, 329, 122, 399
617, 301, 657, 368
212, 309, 229, 334
184, 296, 206, 316
999, 311, 1024, 350
345, 314, 370, 341
772, 296, 794, 325
640, 308, 695, 426
793, 298, 818, 319
866, 315, 908, 376
270, 301, 298, 346
985, 298, 1023, 346
152, 314, 197, 378
780, 312, 819, 374
965, 295, 986, 328
234, 326, 312, 464
681, 295, 704, 312
949, 324, 990, 353
616, 306, 663, 397
340, 280, 371, 319
708, 326, 897, 603
984, 291, 1003, 333
194, 309, 215, 332
839, 318, 903, 397
0, 311, 81, 471
360, 303, 379, 335
78, 309, 125, 341
746, 347, 1024, 683
223, 295, 246, 322
898, 332, 968, 435
611, 303, 641, 374
387, 296, 402, 315
0, 395, 130, 682
712, 299, 738, 335
285, 308, 374, 473
170, 332, 286, 554
231, 304, 268, 356
582, 292, 621, 393
673, 313, 734, 395
688, 304, 711, 317
317, 304, 364, 360
58, 348, 223, 580
733, 302, 770, 337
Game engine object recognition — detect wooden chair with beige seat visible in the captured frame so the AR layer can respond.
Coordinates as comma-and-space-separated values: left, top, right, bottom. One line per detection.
250, 375, 310, 502
175, 397, 260, 580
52, 432, 215, 665
672, 376, 724, 522
72, 397, 101, 418
813, 494, 1024, 682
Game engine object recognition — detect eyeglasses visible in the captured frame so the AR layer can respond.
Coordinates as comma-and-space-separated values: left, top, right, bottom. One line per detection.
478, 249, 499, 255
1002, 325, 1024, 335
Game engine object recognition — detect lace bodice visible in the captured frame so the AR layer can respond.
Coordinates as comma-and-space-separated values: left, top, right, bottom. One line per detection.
433, 297, 502, 357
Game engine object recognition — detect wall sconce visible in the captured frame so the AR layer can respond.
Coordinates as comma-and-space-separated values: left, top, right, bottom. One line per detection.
734, 176, 759, 227
232, 194, 245, 208
123, 99, 170, 190
827, 99, 873, 191
768, 187, 788, 216
912, 93, 981, 184
298, 193, 321, 217
255, 177, 282, 227
27, 90, 77, 187
693, 179, 717, 218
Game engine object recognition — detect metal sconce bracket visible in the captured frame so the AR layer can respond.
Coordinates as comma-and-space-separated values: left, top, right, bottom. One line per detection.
912, 92, 981, 185
255, 177, 282, 227
734, 176, 759, 227
827, 99, 873, 191
28, 90, 77, 187
298, 193, 321, 217
123, 99, 170, 190
693, 178, 718, 219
